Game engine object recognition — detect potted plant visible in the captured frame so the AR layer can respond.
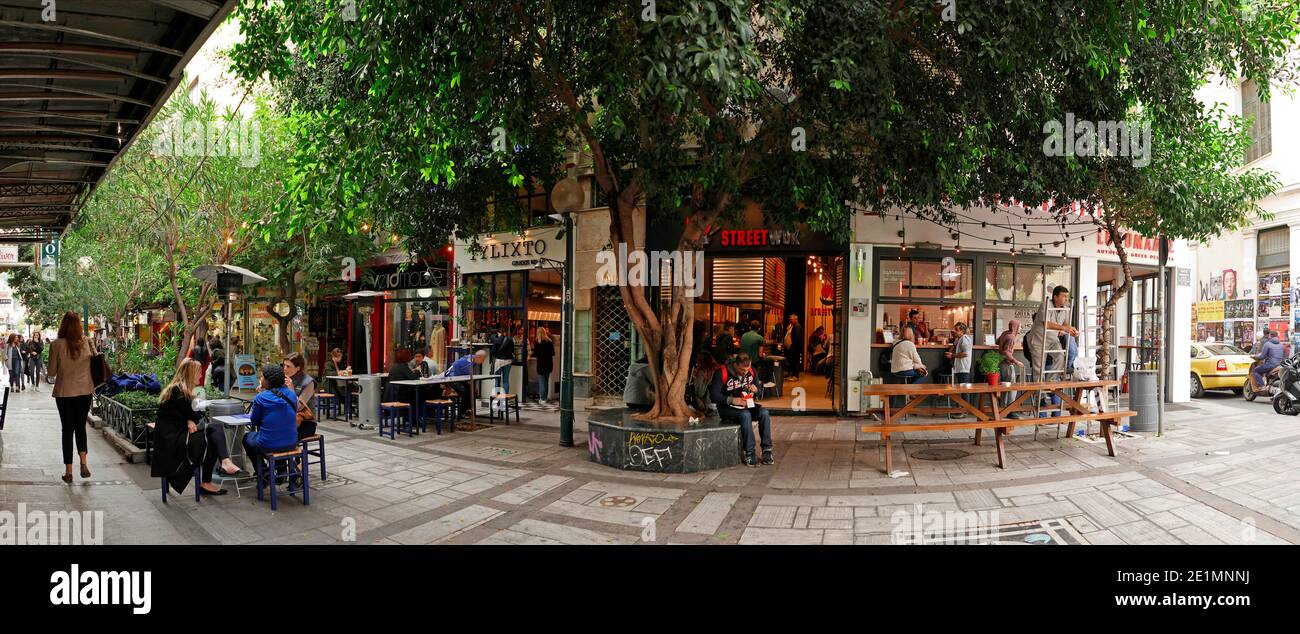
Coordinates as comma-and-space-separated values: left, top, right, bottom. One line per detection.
978, 351, 1005, 386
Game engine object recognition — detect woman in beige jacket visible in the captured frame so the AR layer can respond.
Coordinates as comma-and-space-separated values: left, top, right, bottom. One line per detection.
47, 312, 96, 483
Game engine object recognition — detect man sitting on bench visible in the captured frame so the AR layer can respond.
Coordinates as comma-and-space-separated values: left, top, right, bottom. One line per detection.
710, 353, 774, 468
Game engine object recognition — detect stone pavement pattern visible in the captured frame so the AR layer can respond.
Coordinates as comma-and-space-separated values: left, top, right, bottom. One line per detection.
2, 388, 1299, 545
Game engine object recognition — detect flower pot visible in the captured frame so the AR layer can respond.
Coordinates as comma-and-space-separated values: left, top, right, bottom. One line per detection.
986, 372, 1000, 386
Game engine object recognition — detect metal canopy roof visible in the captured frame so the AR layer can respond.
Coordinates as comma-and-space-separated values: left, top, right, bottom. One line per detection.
0, 0, 234, 242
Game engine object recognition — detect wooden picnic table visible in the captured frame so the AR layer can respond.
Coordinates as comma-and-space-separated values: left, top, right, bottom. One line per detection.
858, 379, 1132, 472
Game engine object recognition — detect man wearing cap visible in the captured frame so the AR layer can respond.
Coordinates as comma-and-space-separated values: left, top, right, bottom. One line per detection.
243, 364, 300, 470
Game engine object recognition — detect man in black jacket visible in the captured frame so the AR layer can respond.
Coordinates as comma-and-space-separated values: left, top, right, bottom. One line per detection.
710, 353, 774, 467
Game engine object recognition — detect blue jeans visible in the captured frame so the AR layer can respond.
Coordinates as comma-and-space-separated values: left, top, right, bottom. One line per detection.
497, 363, 511, 394
1060, 334, 1077, 371
892, 369, 926, 407
953, 372, 971, 384
537, 373, 550, 402
1253, 363, 1277, 388
720, 405, 772, 455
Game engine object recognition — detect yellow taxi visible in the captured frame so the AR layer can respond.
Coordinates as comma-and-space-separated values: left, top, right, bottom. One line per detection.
1190, 342, 1255, 397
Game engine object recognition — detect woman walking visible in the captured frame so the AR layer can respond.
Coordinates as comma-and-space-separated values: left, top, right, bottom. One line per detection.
7, 334, 25, 392
47, 312, 96, 483
533, 327, 555, 404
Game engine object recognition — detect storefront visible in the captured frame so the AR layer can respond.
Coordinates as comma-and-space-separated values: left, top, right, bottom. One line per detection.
847, 205, 1192, 411
355, 259, 453, 374
1192, 223, 1297, 355
645, 202, 848, 413
453, 225, 567, 401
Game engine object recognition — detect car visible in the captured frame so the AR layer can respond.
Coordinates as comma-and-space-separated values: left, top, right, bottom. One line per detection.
1190, 342, 1254, 398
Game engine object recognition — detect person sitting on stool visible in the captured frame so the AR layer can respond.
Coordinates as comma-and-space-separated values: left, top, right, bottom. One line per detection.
243, 364, 301, 479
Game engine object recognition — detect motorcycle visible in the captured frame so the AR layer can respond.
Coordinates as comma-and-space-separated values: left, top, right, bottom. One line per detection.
1272, 353, 1300, 415
1243, 358, 1281, 401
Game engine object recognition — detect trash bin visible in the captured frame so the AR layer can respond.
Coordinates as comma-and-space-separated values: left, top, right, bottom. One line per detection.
1128, 370, 1158, 432
357, 375, 382, 428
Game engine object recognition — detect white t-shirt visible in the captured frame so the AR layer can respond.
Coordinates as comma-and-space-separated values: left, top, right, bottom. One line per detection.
952, 334, 973, 373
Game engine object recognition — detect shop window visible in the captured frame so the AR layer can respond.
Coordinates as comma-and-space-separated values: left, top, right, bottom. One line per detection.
877, 303, 974, 344
880, 259, 908, 298
986, 263, 1014, 301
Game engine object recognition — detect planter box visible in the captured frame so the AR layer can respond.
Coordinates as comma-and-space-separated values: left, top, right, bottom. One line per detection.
96, 393, 157, 449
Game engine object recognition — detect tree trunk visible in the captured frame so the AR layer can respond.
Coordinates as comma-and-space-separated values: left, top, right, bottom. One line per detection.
269, 274, 299, 354
1097, 223, 1133, 380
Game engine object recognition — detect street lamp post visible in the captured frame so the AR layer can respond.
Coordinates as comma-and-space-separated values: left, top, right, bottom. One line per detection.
559, 211, 575, 447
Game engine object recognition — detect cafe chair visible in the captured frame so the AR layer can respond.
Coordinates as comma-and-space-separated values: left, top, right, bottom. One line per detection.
254, 446, 310, 511
379, 402, 414, 439
299, 434, 326, 480
423, 399, 454, 434
316, 393, 338, 420
489, 393, 520, 425
160, 464, 202, 504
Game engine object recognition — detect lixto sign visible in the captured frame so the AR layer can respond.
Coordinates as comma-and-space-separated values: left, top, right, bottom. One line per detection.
454, 226, 567, 274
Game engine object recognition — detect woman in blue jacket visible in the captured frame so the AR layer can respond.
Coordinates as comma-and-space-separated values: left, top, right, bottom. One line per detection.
243, 365, 300, 469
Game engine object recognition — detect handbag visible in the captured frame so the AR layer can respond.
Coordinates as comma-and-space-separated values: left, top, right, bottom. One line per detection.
269, 385, 314, 426
89, 342, 112, 387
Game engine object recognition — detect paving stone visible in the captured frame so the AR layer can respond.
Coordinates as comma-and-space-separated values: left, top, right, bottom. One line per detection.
738, 528, 824, 545
676, 492, 740, 535
749, 505, 798, 528
492, 474, 573, 505
388, 505, 504, 544
1066, 490, 1142, 527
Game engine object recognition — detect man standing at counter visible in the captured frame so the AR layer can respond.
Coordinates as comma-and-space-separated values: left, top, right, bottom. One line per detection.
946, 322, 972, 384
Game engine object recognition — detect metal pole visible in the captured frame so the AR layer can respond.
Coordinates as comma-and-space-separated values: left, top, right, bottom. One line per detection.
223, 296, 232, 397
82, 303, 89, 336
559, 211, 575, 447
1156, 236, 1167, 437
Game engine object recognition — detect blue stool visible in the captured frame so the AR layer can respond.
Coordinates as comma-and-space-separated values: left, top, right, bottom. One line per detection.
423, 399, 455, 435
379, 402, 413, 439
161, 464, 202, 504
299, 434, 326, 480
254, 446, 310, 511
316, 393, 339, 420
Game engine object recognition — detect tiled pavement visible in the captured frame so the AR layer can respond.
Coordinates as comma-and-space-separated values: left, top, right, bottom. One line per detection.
3, 389, 1299, 545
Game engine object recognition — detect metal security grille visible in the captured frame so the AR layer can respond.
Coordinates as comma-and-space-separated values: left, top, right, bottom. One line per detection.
593, 286, 633, 396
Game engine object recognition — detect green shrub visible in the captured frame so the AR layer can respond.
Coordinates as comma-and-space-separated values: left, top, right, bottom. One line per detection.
978, 351, 1004, 376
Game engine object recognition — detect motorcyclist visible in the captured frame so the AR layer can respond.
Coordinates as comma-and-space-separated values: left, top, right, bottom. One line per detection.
1252, 329, 1285, 390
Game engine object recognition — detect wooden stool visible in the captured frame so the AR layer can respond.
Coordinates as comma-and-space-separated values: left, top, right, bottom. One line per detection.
379, 402, 413, 439
299, 434, 326, 480
489, 393, 520, 425
254, 446, 310, 511
161, 464, 202, 504
424, 399, 454, 434
316, 393, 338, 420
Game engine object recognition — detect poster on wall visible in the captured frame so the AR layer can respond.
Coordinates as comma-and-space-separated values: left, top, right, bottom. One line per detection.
235, 354, 257, 389
1223, 269, 1237, 299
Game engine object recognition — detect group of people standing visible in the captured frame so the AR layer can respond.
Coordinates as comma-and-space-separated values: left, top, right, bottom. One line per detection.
2, 331, 45, 392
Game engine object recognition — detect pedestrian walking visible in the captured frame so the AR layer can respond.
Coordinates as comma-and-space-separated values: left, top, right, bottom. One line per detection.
188, 336, 211, 385
48, 312, 97, 483
6, 334, 25, 392
26, 332, 45, 391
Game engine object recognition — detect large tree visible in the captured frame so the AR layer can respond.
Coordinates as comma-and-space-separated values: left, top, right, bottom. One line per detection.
232, 0, 1298, 419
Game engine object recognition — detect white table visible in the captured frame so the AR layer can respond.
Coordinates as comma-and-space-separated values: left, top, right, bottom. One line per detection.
210, 413, 256, 496
390, 373, 499, 424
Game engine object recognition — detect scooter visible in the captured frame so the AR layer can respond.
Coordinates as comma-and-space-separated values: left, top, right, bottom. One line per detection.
1244, 358, 1281, 402
1272, 353, 1300, 415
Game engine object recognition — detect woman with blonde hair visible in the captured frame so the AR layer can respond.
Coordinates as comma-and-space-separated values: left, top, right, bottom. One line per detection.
48, 312, 96, 482
151, 358, 239, 495
533, 326, 555, 404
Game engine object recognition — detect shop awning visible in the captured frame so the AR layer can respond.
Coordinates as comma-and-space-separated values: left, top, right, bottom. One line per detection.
0, 0, 235, 241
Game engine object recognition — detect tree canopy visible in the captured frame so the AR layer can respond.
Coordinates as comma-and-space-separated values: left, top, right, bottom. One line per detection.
232, 0, 1299, 417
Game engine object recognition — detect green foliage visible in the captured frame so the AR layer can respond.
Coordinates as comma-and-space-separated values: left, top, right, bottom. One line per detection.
111, 338, 179, 383
110, 390, 161, 410
978, 351, 1004, 376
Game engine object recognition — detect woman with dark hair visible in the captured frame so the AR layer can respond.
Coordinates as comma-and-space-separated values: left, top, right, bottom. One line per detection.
47, 312, 96, 483
385, 348, 420, 404
189, 336, 211, 385
6, 333, 24, 392
283, 352, 318, 439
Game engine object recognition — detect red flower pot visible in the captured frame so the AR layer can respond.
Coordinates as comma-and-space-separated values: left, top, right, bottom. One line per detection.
986, 372, 1000, 386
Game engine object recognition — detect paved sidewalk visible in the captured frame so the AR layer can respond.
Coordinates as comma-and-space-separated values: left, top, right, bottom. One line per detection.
2, 390, 1298, 545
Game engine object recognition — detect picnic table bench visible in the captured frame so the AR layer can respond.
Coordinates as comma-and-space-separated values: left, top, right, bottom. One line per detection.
858, 379, 1133, 472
